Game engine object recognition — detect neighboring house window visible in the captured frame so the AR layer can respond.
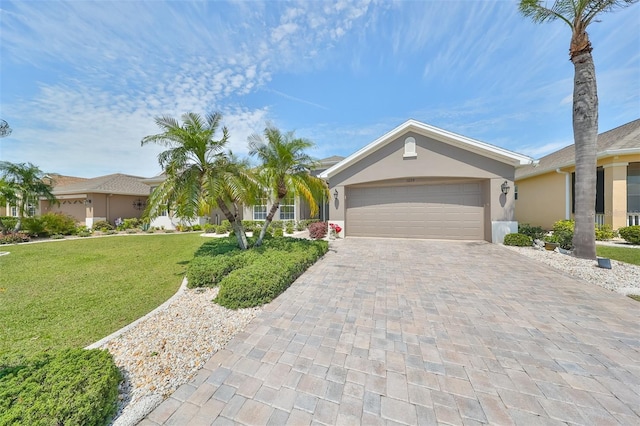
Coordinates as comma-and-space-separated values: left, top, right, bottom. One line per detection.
514, 185, 518, 201
279, 196, 295, 220
571, 168, 604, 214
10, 206, 17, 217
27, 204, 36, 217
253, 198, 267, 220
403, 136, 417, 158
628, 163, 640, 212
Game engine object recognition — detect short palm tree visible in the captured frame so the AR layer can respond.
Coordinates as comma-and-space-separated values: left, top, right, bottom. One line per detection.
141, 112, 253, 249
248, 125, 329, 246
0, 161, 57, 232
519, 0, 638, 259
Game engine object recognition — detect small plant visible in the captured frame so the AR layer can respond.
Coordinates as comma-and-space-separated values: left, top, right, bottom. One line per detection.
105, 230, 118, 235
503, 233, 532, 247
285, 222, 294, 234
0, 232, 31, 244
22, 216, 48, 237
192, 224, 202, 231
76, 229, 92, 237
50, 234, 65, 240
273, 228, 284, 237
518, 223, 546, 241
618, 225, 640, 245
92, 220, 114, 232
544, 219, 574, 250
42, 212, 77, 236
203, 223, 216, 234
595, 224, 617, 241
296, 221, 305, 231
308, 221, 327, 239
329, 223, 342, 238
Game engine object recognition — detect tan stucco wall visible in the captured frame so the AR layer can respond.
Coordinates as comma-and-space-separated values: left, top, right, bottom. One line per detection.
41, 198, 88, 224
515, 172, 566, 230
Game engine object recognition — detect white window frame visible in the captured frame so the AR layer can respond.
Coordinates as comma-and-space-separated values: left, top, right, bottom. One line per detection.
253, 198, 267, 221
279, 196, 295, 221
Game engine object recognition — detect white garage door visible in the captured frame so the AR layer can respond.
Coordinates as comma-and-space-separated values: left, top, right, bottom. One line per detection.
346, 182, 484, 240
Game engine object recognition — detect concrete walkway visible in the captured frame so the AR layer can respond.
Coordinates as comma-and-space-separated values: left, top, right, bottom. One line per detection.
142, 239, 640, 425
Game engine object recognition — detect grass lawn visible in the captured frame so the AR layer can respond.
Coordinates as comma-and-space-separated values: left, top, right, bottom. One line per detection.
0, 233, 204, 357
596, 245, 640, 266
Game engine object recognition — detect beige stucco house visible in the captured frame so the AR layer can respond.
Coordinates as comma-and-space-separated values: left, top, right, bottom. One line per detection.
319, 119, 533, 242
40, 173, 151, 228
515, 119, 640, 230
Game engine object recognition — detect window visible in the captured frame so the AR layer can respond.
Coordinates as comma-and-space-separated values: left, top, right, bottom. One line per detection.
279, 196, 295, 220
253, 198, 267, 220
10, 206, 17, 217
628, 163, 640, 212
571, 168, 604, 213
27, 204, 36, 217
514, 185, 518, 201
403, 136, 417, 158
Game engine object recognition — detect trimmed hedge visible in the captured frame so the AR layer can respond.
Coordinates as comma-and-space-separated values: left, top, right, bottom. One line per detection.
517, 223, 545, 241
595, 224, 617, 241
503, 233, 532, 247
618, 225, 640, 245
215, 239, 328, 309
187, 249, 261, 288
0, 349, 122, 426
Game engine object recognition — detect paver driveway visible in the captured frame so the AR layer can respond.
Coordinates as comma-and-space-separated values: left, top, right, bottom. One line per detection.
143, 239, 640, 425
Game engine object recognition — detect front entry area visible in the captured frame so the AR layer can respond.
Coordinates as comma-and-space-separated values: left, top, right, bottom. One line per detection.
345, 181, 484, 240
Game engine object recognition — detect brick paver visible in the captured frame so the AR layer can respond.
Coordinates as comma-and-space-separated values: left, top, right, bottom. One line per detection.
144, 239, 640, 425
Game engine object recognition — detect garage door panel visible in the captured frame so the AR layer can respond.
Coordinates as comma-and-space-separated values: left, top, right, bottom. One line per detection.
346, 183, 484, 240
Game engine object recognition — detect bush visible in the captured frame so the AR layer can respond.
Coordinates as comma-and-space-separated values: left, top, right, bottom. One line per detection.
544, 219, 574, 250
22, 216, 48, 237
503, 233, 533, 247
215, 239, 328, 309
0, 349, 122, 425
215, 225, 228, 234
42, 212, 77, 236
285, 222, 295, 234
273, 228, 284, 237
203, 223, 216, 234
518, 223, 546, 241
0, 232, 31, 244
308, 222, 327, 239
192, 224, 202, 231
92, 220, 113, 232
76, 229, 92, 238
296, 221, 306, 231
0, 216, 19, 231
219, 220, 232, 233
595, 224, 617, 241
618, 225, 640, 245
117, 217, 142, 231
187, 249, 261, 288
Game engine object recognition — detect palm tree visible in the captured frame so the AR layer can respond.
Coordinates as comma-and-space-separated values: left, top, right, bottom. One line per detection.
519, 0, 638, 259
0, 161, 57, 232
141, 112, 254, 250
248, 125, 329, 246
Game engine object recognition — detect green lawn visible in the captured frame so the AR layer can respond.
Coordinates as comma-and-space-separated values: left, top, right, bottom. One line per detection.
0, 233, 204, 357
596, 245, 640, 266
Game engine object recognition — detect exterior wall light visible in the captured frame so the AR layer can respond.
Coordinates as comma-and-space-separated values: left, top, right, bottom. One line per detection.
501, 181, 510, 195
84, 199, 92, 205
334, 189, 339, 201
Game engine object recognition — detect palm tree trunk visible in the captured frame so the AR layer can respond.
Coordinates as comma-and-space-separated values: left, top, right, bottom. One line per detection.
571, 49, 598, 259
255, 200, 280, 247
216, 197, 248, 250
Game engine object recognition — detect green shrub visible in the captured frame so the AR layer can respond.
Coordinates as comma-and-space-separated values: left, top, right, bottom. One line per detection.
270, 220, 284, 230
0, 216, 19, 231
595, 224, 617, 241
517, 223, 546, 241
42, 212, 77, 236
22, 216, 48, 237
50, 234, 65, 240
192, 224, 202, 231
187, 249, 262, 288
0, 232, 30, 244
117, 217, 142, 231
0, 349, 122, 426
544, 219, 574, 250
285, 222, 295, 234
295, 221, 305, 231
76, 229, 92, 238
203, 223, 216, 234
220, 220, 232, 233
92, 220, 113, 232
273, 228, 284, 237
215, 239, 328, 309
215, 225, 228, 234
503, 233, 533, 247
618, 225, 640, 244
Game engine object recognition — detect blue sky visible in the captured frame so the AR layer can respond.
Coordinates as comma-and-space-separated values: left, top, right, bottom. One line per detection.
1, 0, 638, 178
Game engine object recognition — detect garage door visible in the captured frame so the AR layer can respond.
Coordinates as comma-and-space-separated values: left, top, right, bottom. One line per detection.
346, 182, 484, 240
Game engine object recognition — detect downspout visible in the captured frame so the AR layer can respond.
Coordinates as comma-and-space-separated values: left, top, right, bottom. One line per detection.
556, 169, 571, 220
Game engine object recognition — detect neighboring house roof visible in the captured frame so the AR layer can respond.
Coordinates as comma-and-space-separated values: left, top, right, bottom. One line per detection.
52, 173, 151, 196
516, 119, 640, 180
319, 119, 533, 179
43, 174, 90, 187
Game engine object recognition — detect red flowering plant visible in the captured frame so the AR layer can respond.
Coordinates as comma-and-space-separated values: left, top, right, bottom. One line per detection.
329, 223, 342, 238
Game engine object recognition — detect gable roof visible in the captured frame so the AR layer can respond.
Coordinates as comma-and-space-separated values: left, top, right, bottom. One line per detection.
52, 173, 151, 196
43, 174, 90, 188
516, 119, 640, 180
319, 119, 532, 179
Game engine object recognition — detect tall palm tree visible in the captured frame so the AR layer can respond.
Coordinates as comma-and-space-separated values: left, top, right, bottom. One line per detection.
0, 161, 57, 232
519, 0, 637, 259
248, 125, 329, 246
141, 112, 254, 250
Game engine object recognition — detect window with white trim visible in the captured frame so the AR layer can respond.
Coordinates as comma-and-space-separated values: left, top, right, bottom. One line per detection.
253, 198, 267, 220
279, 195, 295, 220
403, 136, 417, 158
